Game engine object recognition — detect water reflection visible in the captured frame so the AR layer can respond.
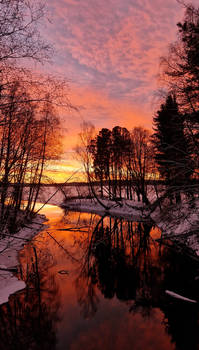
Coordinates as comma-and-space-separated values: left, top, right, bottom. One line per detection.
0, 242, 60, 350
74, 217, 164, 318
1, 207, 199, 350
72, 214, 199, 349
163, 303, 199, 350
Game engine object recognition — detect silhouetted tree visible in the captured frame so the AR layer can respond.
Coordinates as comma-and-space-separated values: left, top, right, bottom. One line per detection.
161, 4, 199, 172
110, 126, 131, 198
129, 127, 153, 204
0, 0, 51, 64
153, 94, 192, 202
92, 128, 111, 197
0, 77, 63, 232
87, 125, 153, 203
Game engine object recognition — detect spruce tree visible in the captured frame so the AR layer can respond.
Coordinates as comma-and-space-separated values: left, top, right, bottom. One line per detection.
161, 5, 199, 161
153, 94, 192, 201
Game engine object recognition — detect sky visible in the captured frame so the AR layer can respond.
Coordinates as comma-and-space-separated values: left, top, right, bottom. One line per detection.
36, 0, 198, 182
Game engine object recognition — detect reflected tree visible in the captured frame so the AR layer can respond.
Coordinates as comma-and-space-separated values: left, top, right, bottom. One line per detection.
74, 216, 164, 318
162, 302, 199, 350
72, 212, 199, 345
0, 243, 60, 350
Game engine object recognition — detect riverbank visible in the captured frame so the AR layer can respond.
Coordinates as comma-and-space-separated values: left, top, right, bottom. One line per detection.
1, 195, 199, 307
62, 198, 148, 220
151, 199, 199, 256
63, 197, 199, 258
0, 213, 47, 305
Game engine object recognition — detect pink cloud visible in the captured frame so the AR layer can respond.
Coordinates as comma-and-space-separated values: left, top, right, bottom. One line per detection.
43, 0, 194, 108
36, 0, 199, 172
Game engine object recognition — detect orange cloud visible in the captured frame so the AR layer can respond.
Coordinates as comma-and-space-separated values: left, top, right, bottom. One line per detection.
69, 84, 151, 126
41, 0, 198, 124
36, 0, 199, 181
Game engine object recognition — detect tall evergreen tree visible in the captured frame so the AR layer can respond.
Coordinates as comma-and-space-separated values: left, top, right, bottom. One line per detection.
161, 5, 199, 112
161, 5, 199, 162
91, 128, 111, 197
153, 95, 192, 200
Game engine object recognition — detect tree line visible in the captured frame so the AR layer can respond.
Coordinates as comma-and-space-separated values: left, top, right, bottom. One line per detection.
87, 125, 153, 204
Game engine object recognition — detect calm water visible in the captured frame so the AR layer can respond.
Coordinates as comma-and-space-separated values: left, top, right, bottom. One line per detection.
0, 204, 199, 350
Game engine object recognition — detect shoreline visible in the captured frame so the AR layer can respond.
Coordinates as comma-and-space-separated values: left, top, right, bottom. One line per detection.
2, 196, 199, 306
62, 198, 149, 221
63, 197, 199, 259
0, 213, 47, 306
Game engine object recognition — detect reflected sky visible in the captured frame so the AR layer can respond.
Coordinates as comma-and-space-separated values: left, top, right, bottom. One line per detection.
1, 206, 199, 349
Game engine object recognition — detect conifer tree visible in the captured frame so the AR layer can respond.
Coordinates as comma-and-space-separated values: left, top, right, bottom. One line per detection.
153, 94, 192, 201
161, 5, 199, 160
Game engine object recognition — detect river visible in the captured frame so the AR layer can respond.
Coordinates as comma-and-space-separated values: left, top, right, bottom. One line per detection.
0, 203, 199, 350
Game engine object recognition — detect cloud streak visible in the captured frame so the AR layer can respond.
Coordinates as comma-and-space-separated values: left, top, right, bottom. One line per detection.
38, 0, 199, 169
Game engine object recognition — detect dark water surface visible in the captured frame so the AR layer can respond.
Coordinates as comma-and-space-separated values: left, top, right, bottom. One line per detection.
1, 204, 199, 350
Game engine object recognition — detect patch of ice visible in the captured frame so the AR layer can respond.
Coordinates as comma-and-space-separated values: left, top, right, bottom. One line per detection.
63, 198, 148, 221
0, 213, 46, 306
0, 270, 26, 305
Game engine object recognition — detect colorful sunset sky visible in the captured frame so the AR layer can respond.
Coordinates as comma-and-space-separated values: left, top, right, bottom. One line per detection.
36, 0, 199, 182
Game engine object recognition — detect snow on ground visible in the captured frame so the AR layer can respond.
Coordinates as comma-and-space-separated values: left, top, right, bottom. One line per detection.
2, 183, 199, 306
151, 199, 199, 256
62, 197, 148, 221
0, 214, 47, 305
63, 196, 199, 257
36, 184, 89, 206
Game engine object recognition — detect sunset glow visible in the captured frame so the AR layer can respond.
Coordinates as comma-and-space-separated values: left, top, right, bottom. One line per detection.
38, 0, 199, 181
1, 2, 199, 347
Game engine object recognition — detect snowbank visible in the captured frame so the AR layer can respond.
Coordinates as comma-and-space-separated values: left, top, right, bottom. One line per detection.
62, 197, 149, 221
63, 197, 199, 258
0, 214, 46, 305
151, 200, 199, 256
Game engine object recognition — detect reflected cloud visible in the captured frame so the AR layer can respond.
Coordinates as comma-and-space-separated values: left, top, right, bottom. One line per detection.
2, 209, 199, 350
